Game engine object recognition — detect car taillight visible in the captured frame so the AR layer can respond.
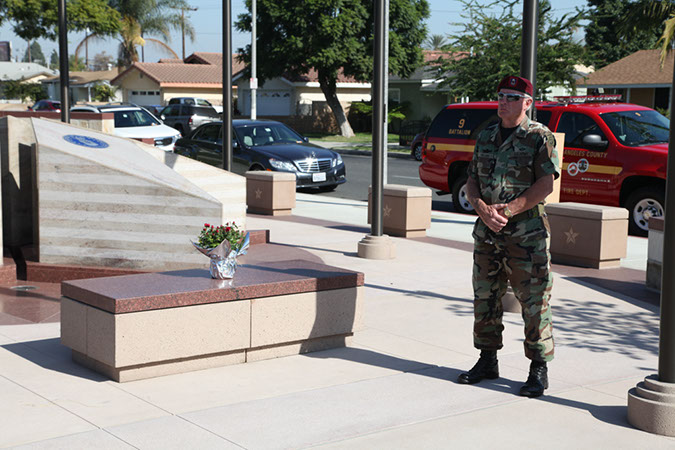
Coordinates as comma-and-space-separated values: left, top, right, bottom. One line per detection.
188, 117, 193, 125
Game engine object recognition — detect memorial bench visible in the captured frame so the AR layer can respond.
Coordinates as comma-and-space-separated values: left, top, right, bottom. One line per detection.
60, 260, 364, 382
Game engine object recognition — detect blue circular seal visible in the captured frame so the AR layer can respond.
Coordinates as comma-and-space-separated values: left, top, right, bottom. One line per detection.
63, 134, 109, 149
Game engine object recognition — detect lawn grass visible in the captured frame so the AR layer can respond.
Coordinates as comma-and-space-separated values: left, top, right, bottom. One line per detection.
304, 132, 400, 143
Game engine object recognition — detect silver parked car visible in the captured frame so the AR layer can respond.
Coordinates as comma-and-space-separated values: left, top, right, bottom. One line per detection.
158, 104, 220, 136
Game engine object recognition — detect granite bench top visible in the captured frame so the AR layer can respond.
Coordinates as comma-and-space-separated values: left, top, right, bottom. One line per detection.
61, 259, 364, 314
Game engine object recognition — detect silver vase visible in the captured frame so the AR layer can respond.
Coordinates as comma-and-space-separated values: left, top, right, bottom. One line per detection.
192, 232, 250, 279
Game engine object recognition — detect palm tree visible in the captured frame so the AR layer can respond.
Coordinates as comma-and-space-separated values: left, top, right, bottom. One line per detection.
75, 0, 195, 68
619, 1, 675, 66
425, 34, 447, 50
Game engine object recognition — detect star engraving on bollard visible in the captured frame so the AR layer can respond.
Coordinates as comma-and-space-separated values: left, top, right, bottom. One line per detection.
564, 226, 579, 245
383, 204, 392, 218
255, 188, 263, 199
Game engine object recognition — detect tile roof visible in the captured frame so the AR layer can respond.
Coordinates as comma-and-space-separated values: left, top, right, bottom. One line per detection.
185, 52, 223, 66
578, 49, 674, 87
43, 68, 121, 85
282, 68, 360, 84
0, 62, 57, 81
111, 54, 246, 87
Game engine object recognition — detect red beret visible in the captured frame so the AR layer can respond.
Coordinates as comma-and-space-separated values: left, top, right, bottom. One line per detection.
497, 76, 533, 96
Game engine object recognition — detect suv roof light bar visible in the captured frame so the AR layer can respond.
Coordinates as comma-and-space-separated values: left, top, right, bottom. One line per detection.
553, 94, 623, 104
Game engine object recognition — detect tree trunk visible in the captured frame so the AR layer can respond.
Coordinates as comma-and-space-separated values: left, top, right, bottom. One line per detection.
317, 69, 355, 137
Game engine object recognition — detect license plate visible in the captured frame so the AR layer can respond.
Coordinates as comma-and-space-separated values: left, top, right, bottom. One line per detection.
312, 172, 326, 182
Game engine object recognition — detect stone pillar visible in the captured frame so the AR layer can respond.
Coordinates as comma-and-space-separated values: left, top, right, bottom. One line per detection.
368, 184, 432, 237
245, 171, 296, 216
546, 202, 628, 269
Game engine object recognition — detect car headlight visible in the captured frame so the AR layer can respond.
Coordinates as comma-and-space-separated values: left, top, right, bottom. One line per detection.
269, 158, 297, 171
333, 153, 343, 167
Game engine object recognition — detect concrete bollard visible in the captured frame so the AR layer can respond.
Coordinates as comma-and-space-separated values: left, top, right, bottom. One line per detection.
368, 184, 432, 237
546, 202, 628, 269
245, 171, 296, 216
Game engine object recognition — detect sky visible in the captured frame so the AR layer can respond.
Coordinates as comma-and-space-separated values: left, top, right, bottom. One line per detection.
0, 0, 588, 68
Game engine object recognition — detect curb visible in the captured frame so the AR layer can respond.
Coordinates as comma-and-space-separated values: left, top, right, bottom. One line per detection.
329, 147, 416, 160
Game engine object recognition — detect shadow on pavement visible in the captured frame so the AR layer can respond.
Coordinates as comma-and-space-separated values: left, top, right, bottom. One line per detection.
2, 338, 107, 382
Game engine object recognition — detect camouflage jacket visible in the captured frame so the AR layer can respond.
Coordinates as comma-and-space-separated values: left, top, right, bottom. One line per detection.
468, 115, 560, 206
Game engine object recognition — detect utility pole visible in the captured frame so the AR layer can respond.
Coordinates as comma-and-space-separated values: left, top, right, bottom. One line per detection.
173, 5, 198, 60
250, 0, 257, 120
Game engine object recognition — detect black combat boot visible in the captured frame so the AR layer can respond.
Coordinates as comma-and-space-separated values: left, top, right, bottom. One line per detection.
457, 350, 499, 384
519, 360, 549, 397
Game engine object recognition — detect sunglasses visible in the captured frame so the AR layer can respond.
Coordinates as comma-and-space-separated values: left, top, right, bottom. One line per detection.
497, 92, 531, 102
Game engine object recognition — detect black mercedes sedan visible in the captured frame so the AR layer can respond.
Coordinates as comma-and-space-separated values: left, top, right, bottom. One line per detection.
174, 119, 346, 190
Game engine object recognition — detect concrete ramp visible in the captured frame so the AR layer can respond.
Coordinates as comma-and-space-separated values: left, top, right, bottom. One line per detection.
31, 118, 246, 270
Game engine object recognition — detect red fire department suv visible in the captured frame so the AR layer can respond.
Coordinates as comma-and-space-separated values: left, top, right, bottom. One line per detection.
418, 95, 669, 236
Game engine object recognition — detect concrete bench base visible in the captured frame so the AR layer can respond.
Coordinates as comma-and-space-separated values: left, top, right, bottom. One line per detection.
546, 202, 628, 269
61, 260, 363, 382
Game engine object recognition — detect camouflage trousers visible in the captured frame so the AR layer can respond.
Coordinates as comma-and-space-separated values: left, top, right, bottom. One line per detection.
472, 219, 554, 362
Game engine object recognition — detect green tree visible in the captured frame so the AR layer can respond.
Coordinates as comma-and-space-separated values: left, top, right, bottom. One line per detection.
49, 49, 58, 69
69, 54, 85, 71
92, 83, 117, 101
433, 0, 585, 101
0, 0, 120, 41
235, 0, 430, 137
1, 80, 47, 102
22, 41, 46, 64
76, 0, 192, 68
584, 0, 659, 69
617, 1, 675, 66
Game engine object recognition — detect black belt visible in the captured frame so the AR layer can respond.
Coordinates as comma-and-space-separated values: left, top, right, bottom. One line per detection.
511, 204, 545, 222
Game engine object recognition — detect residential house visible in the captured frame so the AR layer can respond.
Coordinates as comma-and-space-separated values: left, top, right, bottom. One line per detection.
578, 49, 672, 110
41, 68, 122, 103
234, 68, 370, 117
0, 61, 57, 84
111, 52, 245, 106
388, 50, 459, 125
545, 64, 591, 99
0, 62, 57, 100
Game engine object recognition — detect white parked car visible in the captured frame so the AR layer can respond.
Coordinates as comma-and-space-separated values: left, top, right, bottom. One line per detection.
168, 97, 223, 114
71, 103, 181, 151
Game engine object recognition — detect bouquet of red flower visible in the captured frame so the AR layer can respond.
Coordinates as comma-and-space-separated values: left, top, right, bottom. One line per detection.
192, 222, 250, 279
197, 222, 246, 251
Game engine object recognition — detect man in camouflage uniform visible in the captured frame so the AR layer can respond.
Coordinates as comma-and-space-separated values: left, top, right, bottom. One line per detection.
457, 76, 560, 398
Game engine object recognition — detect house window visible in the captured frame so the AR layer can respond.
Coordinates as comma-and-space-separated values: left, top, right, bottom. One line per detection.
132, 91, 139, 95
388, 88, 401, 103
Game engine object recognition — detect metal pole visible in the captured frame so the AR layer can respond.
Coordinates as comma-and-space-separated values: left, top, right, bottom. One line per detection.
251, 0, 257, 120
659, 55, 675, 383
372, 0, 385, 237
58, 0, 70, 123
221, 0, 232, 171
520, 0, 538, 119
382, 0, 389, 185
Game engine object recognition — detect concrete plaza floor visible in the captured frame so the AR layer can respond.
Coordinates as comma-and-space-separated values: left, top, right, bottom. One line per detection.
0, 193, 672, 449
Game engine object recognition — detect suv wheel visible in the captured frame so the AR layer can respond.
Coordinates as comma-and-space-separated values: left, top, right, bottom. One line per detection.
452, 174, 475, 214
412, 143, 423, 161
175, 125, 185, 136
625, 186, 664, 237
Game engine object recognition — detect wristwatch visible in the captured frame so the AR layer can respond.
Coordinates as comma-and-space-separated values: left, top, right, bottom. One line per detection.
503, 206, 513, 219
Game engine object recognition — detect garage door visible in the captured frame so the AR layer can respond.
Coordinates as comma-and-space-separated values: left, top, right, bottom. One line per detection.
128, 89, 161, 106
241, 89, 291, 116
